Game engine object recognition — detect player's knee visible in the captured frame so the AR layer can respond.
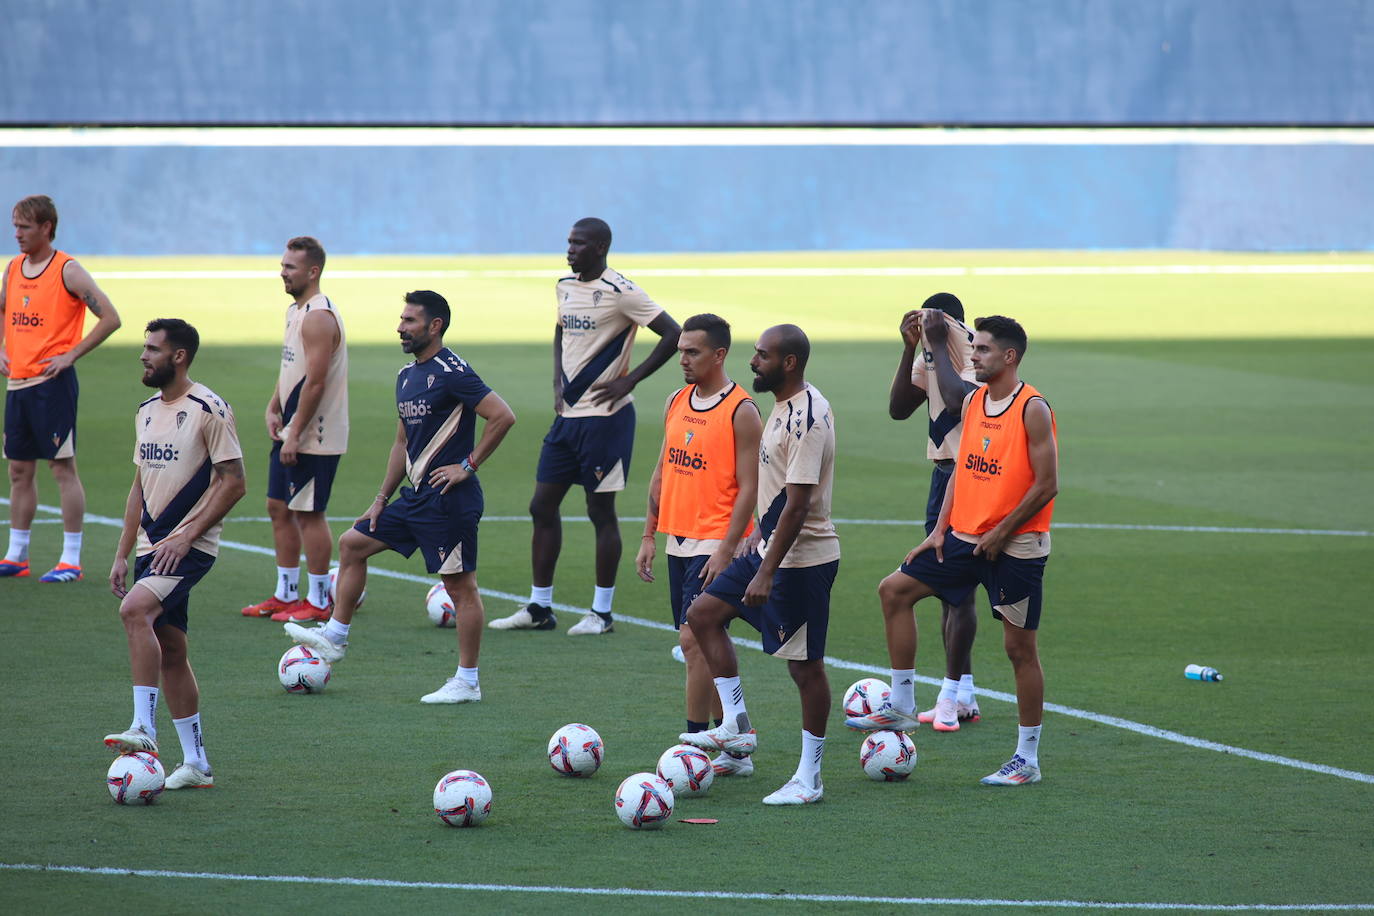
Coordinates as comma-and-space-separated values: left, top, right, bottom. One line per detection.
337, 530, 370, 564
584, 498, 618, 531
1003, 631, 1038, 667
529, 495, 559, 526
685, 597, 724, 632
48, 458, 78, 482
266, 498, 290, 522
877, 573, 912, 612
8, 460, 35, 485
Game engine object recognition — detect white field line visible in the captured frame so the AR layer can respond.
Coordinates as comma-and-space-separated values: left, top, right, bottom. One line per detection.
5, 126, 1374, 147
1, 864, 1371, 911
7, 499, 1372, 785
90, 264, 1374, 281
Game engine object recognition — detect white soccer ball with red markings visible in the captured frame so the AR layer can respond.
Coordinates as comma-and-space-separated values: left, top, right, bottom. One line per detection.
425, 582, 456, 627
107, 752, 165, 805
843, 677, 892, 718
656, 744, 714, 798
614, 772, 674, 829
547, 723, 604, 777
327, 565, 364, 609
433, 769, 492, 827
277, 645, 332, 694
860, 730, 918, 781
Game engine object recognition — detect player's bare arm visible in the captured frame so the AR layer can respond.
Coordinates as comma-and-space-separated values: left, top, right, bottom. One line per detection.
44, 258, 122, 378
744, 481, 814, 607
361, 420, 409, 531
702, 399, 763, 586
552, 324, 565, 414
109, 472, 145, 599
147, 457, 247, 576
636, 391, 677, 583
428, 390, 516, 495
0, 260, 9, 376
921, 308, 976, 417
889, 310, 928, 419
907, 467, 954, 566
279, 308, 338, 466
974, 398, 1059, 561
587, 311, 683, 406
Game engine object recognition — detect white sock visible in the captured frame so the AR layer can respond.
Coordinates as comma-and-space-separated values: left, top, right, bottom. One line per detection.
713, 675, 751, 732
275, 566, 300, 602
938, 676, 959, 702
591, 585, 614, 616
306, 572, 331, 609
133, 686, 159, 737
60, 530, 82, 566
529, 585, 553, 607
323, 619, 350, 644
1016, 724, 1042, 766
890, 669, 916, 713
172, 713, 209, 770
456, 666, 479, 688
795, 729, 826, 785
957, 674, 976, 706
5, 528, 30, 563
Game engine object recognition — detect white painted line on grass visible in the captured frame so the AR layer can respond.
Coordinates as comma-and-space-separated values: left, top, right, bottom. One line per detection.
1, 864, 1370, 910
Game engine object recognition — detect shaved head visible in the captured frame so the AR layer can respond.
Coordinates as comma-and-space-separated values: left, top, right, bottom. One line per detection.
763, 323, 810, 371
572, 217, 612, 249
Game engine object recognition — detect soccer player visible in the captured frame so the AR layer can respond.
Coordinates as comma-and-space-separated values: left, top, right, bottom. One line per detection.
635, 313, 762, 776
887, 294, 982, 731
241, 237, 350, 623
848, 316, 1058, 786
680, 325, 840, 806
1, 194, 122, 582
490, 217, 680, 636
106, 319, 246, 790
285, 291, 515, 705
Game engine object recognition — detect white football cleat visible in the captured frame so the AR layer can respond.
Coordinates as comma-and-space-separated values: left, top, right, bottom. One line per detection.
762, 775, 824, 805
165, 763, 214, 789
981, 755, 1042, 786
711, 752, 754, 777
679, 723, 758, 757
567, 612, 613, 635
283, 622, 346, 663
845, 702, 920, 733
487, 604, 557, 630
104, 725, 158, 757
420, 678, 482, 704
671, 644, 686, 663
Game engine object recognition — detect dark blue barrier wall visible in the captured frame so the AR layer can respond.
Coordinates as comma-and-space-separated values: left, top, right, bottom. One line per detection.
4, 0, 1371, 125
3, 140, 1368, 253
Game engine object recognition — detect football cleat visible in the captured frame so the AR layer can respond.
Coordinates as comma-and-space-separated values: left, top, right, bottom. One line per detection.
0, 559, 30, 577
711, 752, 754, 777
567, 612, 613, 635
420, 678, 482, 704
930, 696, 960, 732
762, 775, 824, 806
487, 603, 557, 631
980, 755, 1041, 786
283, 622, 347, 663
165, 763, 214, 789
958, 700, 981, 722
241, 595, 296, 618
845, 702, 920, 733
39, 562, 82, 582
671, 644, 686, 663
679, 723, 758, 757
104, 725, 158, 757
288, 600, 332, 623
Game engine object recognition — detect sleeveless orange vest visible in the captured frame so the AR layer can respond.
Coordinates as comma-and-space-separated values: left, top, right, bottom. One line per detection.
657, 382, 756, 540
949, 382, 1056, 536
5, 252, 85, 380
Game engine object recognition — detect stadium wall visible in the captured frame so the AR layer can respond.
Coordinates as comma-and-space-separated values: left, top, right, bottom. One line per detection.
1, 135, 1369, 254
4, 0, 1371, 126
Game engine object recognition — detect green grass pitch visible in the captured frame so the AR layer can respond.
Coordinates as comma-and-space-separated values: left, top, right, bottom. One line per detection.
1, 250, 1372, 913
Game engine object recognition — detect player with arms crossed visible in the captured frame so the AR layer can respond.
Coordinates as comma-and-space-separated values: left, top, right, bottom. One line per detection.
1, 194, 122, 582
635, 313, 762, 777
888, 293, 982, 731
849, 316, 1058, 786
106, 319, 246, 790
680, 325, 840, 805
286, 291, 515, 705
491, 218, 680, 636
242, 236, 351, 624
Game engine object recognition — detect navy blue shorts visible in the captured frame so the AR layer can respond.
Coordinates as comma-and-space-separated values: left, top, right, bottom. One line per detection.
4, 368, 78, 460
536, 406, 635, 493
266, 442, 341, 512
899, 535, 1048, 630
355, 482, 482, 575
133, 547, 216, 633
924, 461, 954, 535
668, 553, 711, 629
700, 552, 839, 661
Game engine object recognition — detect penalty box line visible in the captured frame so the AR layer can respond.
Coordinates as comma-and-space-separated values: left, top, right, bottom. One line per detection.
7, 499, 1372, 786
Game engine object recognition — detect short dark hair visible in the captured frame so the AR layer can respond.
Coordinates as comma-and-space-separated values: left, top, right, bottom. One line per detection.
13, 194, 58, 240
286, 236, 326, 270
404, 289, 450, 336
683, 313, 731, 351
145, 318, 201, 365
573, 217, 612, 248
975, 315, 1028, 362
922, 291, 964, 323
771, 323, 810, 372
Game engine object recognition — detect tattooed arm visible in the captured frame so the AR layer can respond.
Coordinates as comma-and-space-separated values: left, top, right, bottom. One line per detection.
42, 258, 123, 377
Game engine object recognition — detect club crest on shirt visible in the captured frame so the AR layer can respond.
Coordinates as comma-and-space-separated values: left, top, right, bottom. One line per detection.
982, 437, 991, 452
684, 431, 694, 446
176, 411, 187, 428
592, 290, 603, 306
22, 296, 30, 308
427, 374, 436, 389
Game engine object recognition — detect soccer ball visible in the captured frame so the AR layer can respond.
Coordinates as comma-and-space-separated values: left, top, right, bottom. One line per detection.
278, 645, 332, 694
547, 723, 604, 777
656, 744, 714, 798
425, 582, 456, 627
327, 565, 365, 609
614, 772, 674, 829
107, 752, 165, 805
860, 730, 918, 781
843, 677, 891, 718
433, 769, 492, 827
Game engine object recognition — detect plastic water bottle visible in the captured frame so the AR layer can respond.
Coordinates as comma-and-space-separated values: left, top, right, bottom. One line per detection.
1184, 664, 1223, 682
